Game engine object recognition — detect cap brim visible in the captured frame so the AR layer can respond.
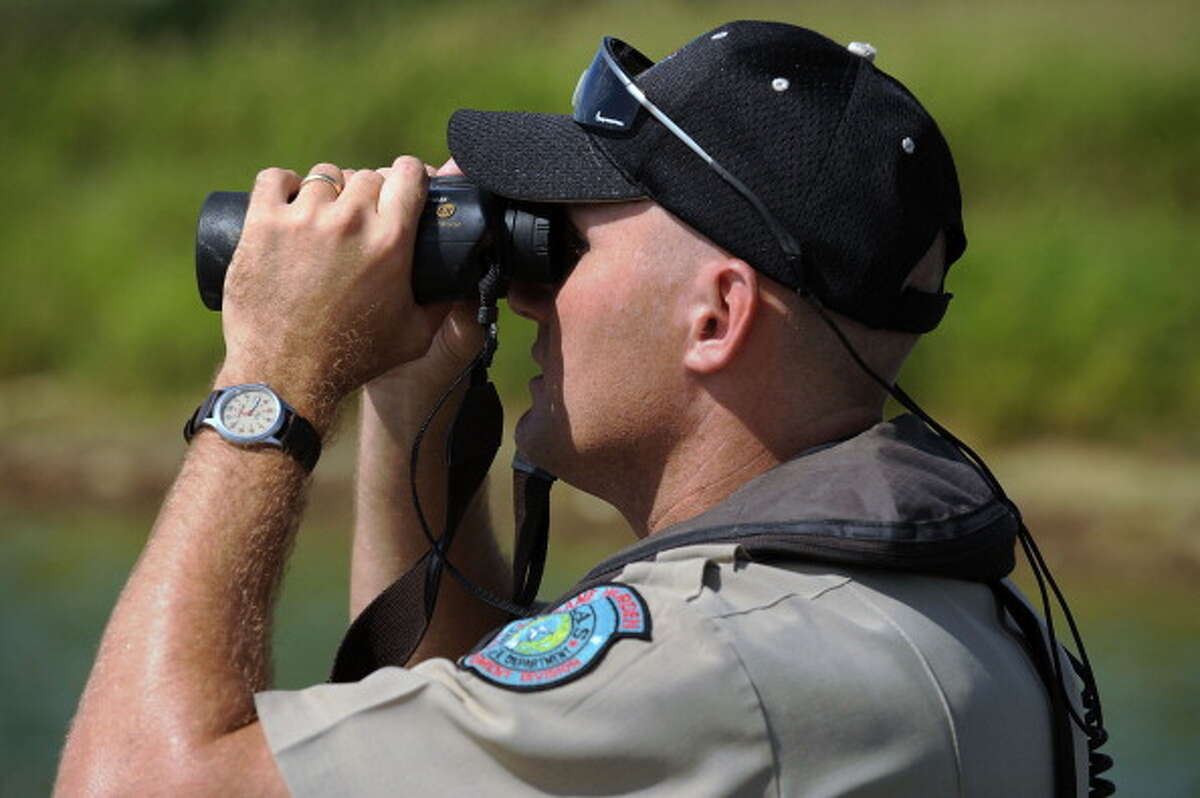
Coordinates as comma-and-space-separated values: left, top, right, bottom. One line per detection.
447, 109, 647, 202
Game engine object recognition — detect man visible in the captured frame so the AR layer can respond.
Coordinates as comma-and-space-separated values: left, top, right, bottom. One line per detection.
57, 21, 1089, 796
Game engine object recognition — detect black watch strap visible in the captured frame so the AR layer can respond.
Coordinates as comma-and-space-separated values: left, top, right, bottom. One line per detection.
275, 409, 322, 472
183, 390, 222, 442
183, 387, 322, 472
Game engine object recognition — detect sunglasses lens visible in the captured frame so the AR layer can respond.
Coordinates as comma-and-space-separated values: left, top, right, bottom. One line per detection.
571, 39, 646, 132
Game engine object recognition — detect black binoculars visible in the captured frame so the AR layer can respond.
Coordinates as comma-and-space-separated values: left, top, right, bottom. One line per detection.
195, 176, 579, 310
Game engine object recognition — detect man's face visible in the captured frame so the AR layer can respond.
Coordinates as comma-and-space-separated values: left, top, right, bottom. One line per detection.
508, 200, 706, 494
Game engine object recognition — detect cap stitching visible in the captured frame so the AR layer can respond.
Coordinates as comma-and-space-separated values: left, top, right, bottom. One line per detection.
792, 55, 869, 259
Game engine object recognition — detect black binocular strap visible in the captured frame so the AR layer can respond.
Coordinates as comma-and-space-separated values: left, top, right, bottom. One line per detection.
511, 455, 555, 609
330, 377, 557, 682
330, 549, 433, 683
332, 375, 504, 682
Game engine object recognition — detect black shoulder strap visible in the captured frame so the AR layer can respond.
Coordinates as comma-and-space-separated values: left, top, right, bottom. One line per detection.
563, 498, 1018, 597
989, 581, 1079, 797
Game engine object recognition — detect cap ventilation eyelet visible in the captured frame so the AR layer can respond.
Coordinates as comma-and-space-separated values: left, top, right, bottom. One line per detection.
901, 137, 916, 154
847, 41, 877, 63
771, 77, 790, 92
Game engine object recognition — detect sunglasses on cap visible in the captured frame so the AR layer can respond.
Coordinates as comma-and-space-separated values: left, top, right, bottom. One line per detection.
571, 36, 803, 276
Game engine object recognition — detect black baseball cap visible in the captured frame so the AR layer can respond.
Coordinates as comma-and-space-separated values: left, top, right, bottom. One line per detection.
447, 20, 966, 333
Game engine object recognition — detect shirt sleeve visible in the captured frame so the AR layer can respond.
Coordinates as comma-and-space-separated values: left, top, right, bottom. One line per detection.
255, 584, 774, 797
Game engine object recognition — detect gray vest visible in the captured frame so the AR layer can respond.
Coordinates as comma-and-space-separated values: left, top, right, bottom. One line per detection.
570, 414, 1017, 590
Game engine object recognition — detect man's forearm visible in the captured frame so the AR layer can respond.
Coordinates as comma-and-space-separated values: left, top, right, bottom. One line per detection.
59, 157, 460, 794
353, 379, 511, 662
56, 425, 308, 795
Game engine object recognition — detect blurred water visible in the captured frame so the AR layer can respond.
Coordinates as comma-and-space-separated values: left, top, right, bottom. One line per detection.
2, 503, 1196, 796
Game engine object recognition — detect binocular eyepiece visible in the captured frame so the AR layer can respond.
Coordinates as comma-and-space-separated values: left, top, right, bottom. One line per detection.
195, 176, 578, 310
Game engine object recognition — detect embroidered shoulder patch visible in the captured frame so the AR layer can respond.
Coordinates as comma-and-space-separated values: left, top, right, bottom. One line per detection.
458, 583, 651, 691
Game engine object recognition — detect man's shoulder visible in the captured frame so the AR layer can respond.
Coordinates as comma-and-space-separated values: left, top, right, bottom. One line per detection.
613, 543, 1000, 719
616, 544, 1058, 796
617, 540, 988, 618
616, 542, 1043, 701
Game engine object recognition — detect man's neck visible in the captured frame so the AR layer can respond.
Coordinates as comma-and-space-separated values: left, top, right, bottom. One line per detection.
620, 403, 880, 538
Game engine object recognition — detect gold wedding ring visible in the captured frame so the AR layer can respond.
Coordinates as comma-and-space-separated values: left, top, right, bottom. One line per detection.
299, 172, 344, 197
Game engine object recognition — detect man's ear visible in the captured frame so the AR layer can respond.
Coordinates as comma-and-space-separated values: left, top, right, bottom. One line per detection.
682, 258, 759, 375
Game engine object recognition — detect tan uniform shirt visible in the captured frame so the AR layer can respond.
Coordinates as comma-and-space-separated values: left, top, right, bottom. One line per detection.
257, 543, 1075, 796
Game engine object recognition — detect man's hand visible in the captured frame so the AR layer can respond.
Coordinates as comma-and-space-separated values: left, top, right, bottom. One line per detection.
219, 156, 451, 426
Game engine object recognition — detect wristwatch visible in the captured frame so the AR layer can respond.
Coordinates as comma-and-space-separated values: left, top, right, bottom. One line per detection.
183, 383, 321, 472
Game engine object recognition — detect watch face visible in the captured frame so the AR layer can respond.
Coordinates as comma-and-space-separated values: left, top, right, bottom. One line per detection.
217, 386, 283, 441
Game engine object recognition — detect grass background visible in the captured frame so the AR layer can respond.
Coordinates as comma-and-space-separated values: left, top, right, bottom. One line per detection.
1, 0, 1197, 446
0, 0, 1197, 794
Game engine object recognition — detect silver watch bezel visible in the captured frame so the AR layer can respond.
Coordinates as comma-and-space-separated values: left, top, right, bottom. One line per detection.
202, 383, 292, 445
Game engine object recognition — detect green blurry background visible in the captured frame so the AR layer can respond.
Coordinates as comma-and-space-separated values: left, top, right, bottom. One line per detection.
1, 0, 1197, 794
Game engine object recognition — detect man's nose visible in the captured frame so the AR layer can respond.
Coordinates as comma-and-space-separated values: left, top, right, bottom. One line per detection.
506, 279, 557, 322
